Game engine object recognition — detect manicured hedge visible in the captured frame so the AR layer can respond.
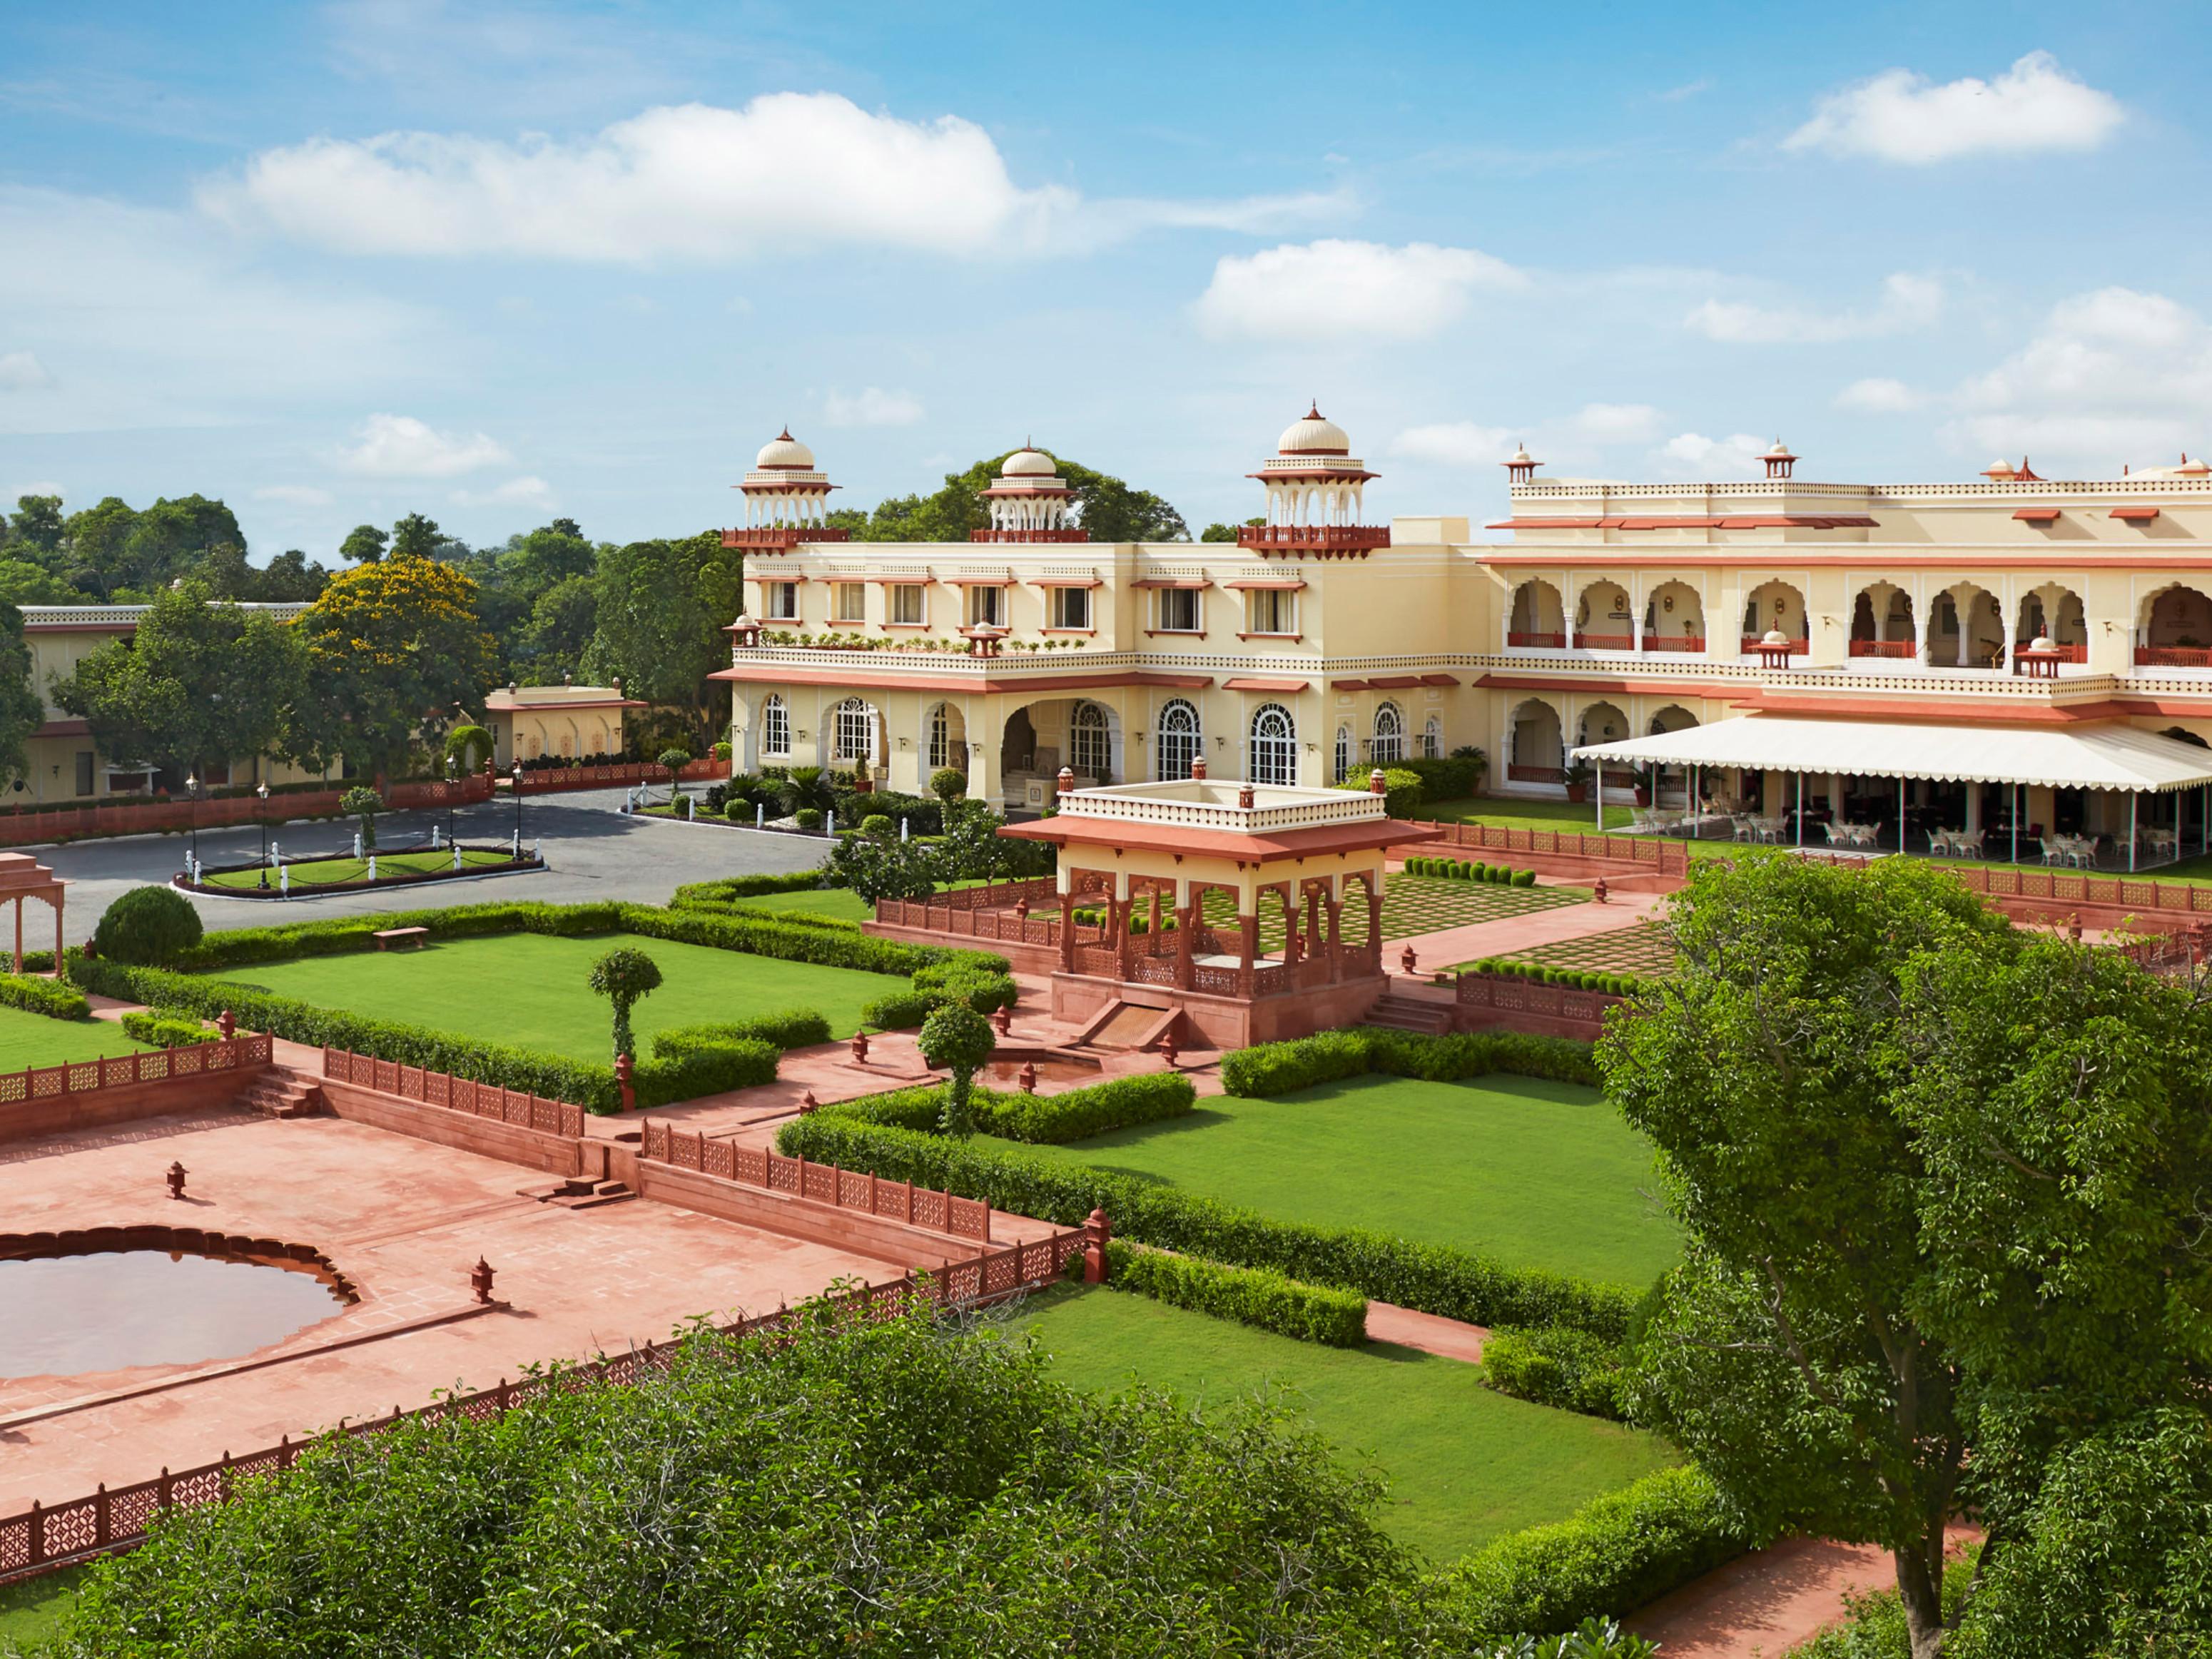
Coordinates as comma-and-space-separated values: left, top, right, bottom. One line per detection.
1436, 1466, 1750, 1639
669, 871, 846, 909
1401, 855, 1537, 888
816, 1071, 1197, 1145
1105, 1239, 1368, 1347
1480, 1324, 1635, 1421
1394, 754, 1484, 802
1219, 1026, 1600, 1098
1462, 959, 1648, 998
862, 962, 1020, 1029
651, 1010, 832, 1060
0, 971, 92, 1022
776, 1113, 1639, 1337
120, 1008, 218, 1047
632, 1037, 780, 1110
858, 990, 939, 1031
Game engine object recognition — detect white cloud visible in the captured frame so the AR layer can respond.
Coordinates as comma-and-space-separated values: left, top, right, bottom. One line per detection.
1686, 273, 1943, 344
0, 352, 54, 391
822, 387, 924, 428
1944, 287, 2212, 465
1656, 78, 1713, 103
253, 484, 335, 507
1194, 239, 1524, 343
1836, 377, 1925, 412
1569, 402, 1662, 442
1785, 51, 2124, 165
456, 475, 554, 508
1658, 432, 1770, 478
201, 92, 1341, 263
339, 412, 511, 477
1389, 422, 1515, 467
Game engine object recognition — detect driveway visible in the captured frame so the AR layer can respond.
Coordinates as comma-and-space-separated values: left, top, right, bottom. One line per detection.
34, 788, 832, 941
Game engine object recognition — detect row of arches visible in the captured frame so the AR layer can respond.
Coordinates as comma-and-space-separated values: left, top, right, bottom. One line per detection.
1508, 699, 1699, 775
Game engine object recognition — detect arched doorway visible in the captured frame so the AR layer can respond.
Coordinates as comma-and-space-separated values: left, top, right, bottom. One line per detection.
1508, 579, 1566, 647
1742, 581, 1807, 651
1507, 699, 1563, 783
1643, 581, 1705, 652
830, 696, 883, 775
1850, 582, 1916, 658
1372, 701, 1406, 766
1575, 580, 1634, 650
1929, 583, 2004, 668
2139, 585, 2212, 666
1070, 701, 1112, 781
924, 702, 967, 777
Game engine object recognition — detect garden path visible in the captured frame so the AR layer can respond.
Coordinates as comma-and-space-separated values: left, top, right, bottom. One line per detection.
1385, 888, 1665, 978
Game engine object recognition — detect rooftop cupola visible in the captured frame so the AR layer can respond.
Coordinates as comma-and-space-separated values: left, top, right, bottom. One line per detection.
724, 428, 847, 551
973, 442, 1086, 542
1239, 404, 1389, 558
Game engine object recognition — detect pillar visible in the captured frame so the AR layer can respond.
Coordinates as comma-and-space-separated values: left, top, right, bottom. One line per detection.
1237, 912, 1257, 998
1058, 889, 1076, 973
1280, 886, 1300, 965
1174, 898, 1194, 990
1364, 878, 1384, 970
53, 893, 62, 980
11, 896, 20, 977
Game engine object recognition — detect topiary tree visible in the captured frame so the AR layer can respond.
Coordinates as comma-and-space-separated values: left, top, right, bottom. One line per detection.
917, 1003, 995, 1139
928, 766, 968, 803
659, 746, 691, 788
860, 813, 894, 841
338, 785, 384, 853
587, 945, 663, 1060
93, 884, 205, 967
443, 724, 492, 773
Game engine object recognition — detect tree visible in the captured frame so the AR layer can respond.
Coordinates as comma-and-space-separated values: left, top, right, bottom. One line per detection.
917, 1003, 995, 1138
828, 831, 938, 907
1603, 852, 2212, 1658
587, 945, 662, 1060
0, 603, 48, 784
55, 580, 308, 780
120, 496, 245, 592
443, 724, 492, 773
582, 532, 743, 749
8, 494, 64, 555
60, 496, 139, 596
91, 884, 203, 966
512, 574, 597, 684
339, 786, 384, 853
658, 746, 691, 794
928, 766, 968, 803
0, 559, 81, 605
841, 452, 1189, 544
338, 524, 387, 566
389, 513, 442, 562
257, 549, 331, 602
285, 557, 497, 779
1202, 517, 1264, 542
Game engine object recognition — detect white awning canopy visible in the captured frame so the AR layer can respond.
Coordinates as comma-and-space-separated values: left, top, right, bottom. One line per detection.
1573, 716, 2212, 794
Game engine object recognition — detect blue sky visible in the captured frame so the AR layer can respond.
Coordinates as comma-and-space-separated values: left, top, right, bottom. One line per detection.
3, 1, 2209, 559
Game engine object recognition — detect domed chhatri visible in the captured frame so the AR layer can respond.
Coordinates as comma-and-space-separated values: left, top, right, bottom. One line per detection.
1240, 404, 1389, 557
721, 427, 847, 552
974, 443, 1085, 542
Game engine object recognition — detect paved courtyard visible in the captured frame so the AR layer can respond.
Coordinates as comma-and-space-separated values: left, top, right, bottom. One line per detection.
36, 788, 828, 942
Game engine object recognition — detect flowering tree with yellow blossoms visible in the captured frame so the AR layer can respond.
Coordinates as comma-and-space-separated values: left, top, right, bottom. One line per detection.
283, 554, 497, 781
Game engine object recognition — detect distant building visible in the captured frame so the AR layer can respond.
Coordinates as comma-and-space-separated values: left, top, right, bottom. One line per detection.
482, 681, 646, 767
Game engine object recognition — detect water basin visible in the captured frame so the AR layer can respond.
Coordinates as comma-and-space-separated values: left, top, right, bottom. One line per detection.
0, 1247, 350, 1379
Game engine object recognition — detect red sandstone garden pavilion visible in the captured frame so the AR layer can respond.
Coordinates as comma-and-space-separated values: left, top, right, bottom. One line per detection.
998, 767, 1439, 1047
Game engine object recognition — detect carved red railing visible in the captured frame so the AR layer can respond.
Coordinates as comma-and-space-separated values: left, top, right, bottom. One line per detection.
1504, 630, 1565, 648
1401, 819, 1692, 875
320, 1048, 585, 1138
640, 1120, 995, 1242
513, 759, 724, 795
0, 777, 492, 850
1456, 975, 1621, 1032
0, 1033, 270, 1115
0, 1229, 1088, 1585
1847, 639, 1917, 658
1638, 636, 1705, 653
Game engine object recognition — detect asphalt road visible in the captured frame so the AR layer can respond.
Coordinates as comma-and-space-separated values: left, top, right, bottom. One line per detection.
33, 788, 833, 943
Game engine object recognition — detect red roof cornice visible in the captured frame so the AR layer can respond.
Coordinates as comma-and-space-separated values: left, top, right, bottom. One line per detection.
998, 815, 1440, 861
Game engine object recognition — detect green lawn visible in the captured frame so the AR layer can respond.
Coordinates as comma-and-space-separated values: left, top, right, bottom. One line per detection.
0, 1006, 151, 1072
1422, 794, 1635, 833
0, 1563, 88, 1650
1453, 921, 1678, 981
1001, 1073, 1680, 1288
223, 931, 901, 1058
1006, 1286, 1678, 1562
200, 849, 517, 891
729, 887, 876, 923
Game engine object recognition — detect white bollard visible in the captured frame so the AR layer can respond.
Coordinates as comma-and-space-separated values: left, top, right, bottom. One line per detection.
511, 828, 519, 858
452, 842, 462, 871
431, 824, 442, 849
900, 818, 909, 843
352, 831, 363, 860
532, 838, 541, 861
756, 802, 765, 830
280, 866, 290, 896
826, 811, 836, 836
367, 853, 377, 881
685, 795, 694, 821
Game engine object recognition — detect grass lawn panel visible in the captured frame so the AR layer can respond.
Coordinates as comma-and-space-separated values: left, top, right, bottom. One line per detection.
0, 1562, 88, 1649
728, 888, 876, 924
0, 1005, 152, 1071
1007, 1285, 1678, 1562
224, 931, 900, 1059
1000, 1073, 1680, 1288
1456, 921, 1678, 981
200, 849, 517, 891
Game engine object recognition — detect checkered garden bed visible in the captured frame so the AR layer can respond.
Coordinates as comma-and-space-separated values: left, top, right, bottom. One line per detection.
1195, 873, 1585, 951
1472, 921, 1677, 980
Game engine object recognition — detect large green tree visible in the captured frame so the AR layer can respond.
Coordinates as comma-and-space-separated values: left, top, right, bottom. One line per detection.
581, 531, 741, 749
0, 603, 49, 785
389, 512, 443, 562
828, 450, 1190, 543
338, 523, 388, 565
55, 579, 308, 778
284, 554, 497, 779
1603, 852, 2212, 1658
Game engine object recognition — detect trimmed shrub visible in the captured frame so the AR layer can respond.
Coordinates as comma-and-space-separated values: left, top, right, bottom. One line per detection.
1105, 1239, 1367, 1347
0, 972, 92, 1022
1436, 1466, 1750, 1639
632, 1037, 779, 1109
1396, 754, 1483, 803
859, 989, 939, 1030
93, 884, 204, 967
651, 1010, 831, 1058
985, 1071, 1194, 1143
776, 1112, 1638, 1336
929, 766, 968, 801
120, 1008, 218, 1047
1481, 1324, 1634, 1421
1332, 767, 1422, 818
1219, 1027, 1600, 1097
794, 808, 823, 831
1511, 868, 1537, 887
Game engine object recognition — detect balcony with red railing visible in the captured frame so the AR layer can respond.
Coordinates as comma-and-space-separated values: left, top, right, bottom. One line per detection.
721, 527, 852, 550
1638, 635, 1705, 654
2136, 645, 2212, 669
1506, 630, 1566, 648
1575, 632, 1633, 651
968, 528, 1089, 543
1848, 639, 1917, 659
1236, 524, 1391, 553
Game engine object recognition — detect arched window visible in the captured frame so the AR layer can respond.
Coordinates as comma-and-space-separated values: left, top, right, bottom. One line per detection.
833, 696, 875, 765
1070, 701, 1111, 778
1156, 699, 1200, 781
1334, 724, 1351, 783
1371, 701, 1405, 765
1422, 715, 1442, 759
1249, 703, 1297, 786
761, 694, 790, 757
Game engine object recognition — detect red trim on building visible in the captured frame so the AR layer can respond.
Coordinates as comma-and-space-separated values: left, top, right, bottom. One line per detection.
1222, 577, 1309, 590
709, 666, 1212, 694
1000, 815, 1439, 861
2112, 505, 2162, 522
1027, 576, 1103, 588
1220, 676, 1311, 693
1419, 673, 1460, 687
2013, 507, 2063, 522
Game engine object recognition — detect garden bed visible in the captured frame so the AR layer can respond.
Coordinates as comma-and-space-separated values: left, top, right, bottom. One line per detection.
181, 843, 543, 898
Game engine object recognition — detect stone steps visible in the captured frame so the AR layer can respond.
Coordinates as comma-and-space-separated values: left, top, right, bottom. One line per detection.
1364, 995, 1456, 1036
238, 1071, 325, 1119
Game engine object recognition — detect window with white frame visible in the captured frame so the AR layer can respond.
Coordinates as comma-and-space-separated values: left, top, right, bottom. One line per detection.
1156, 587, 1200, 631
1423, 715, 1442, 759
761, 695, 791, 756
1249, 703, 1297, 786
1245, 587, 1297, 634
928, 704, 959, 768
1070, 701, 1111, 778
1372, 701, 1406, 765
1334, 724, 1351, 783
1050, 586, 1093, 630
764, 580, 799, 621
965, 585, 1005, 626
1157, 699, 1200, 780
888, 583, 925, 625
832, 582, 866, 624
833, 697, 876, 765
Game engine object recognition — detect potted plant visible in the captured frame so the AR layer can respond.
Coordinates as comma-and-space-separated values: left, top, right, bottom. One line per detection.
1563, 761, 1593, 804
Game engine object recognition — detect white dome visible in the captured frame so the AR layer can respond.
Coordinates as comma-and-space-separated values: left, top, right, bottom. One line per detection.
754, 428, 816, 470
1764, 438, 1794, 458
1982, 457, 2017, 478
1279, 404, 1351, 456
1508, 442, 1533, 465
1001, 447, 1057, 477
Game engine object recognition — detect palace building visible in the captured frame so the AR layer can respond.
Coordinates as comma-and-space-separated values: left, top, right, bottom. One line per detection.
712, 417, 2212, 867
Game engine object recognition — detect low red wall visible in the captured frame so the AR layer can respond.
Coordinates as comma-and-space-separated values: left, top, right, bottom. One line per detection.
0, 777, 492, 848
317, 1075, 584, 1177
0, 1037, 275, 1145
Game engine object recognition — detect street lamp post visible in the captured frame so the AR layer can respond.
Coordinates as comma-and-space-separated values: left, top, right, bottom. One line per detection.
511, 761, 524, 854
256, 780, 270, 888
445, 755, 458, 849
184, 771, 200, 871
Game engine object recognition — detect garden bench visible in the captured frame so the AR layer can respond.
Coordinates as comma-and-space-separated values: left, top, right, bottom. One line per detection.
372, 926, 430, 950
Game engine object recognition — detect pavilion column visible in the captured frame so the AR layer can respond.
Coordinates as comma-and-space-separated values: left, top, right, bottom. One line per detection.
1365, 878, 1384, 971
1325, 896, 1344, 978
1305, 885, 1323, 967
53, 894, 62, 980
1058, 888, 1077, 973
1237, 912, 1257, 998
1174, 893, 1194, 990
12, 897, 20, 977
1279, 887, 1301, 965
